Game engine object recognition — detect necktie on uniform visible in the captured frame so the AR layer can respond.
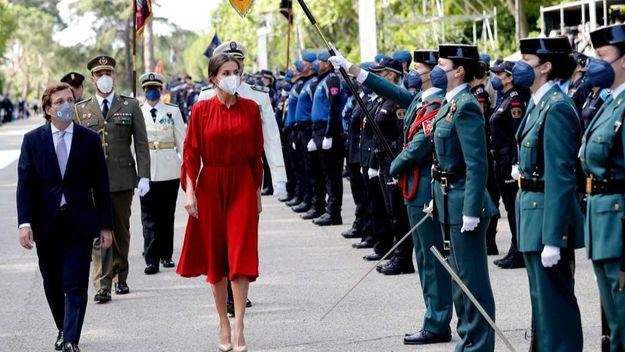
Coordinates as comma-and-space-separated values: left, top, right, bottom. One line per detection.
56, 131, 68, 205
102, 98, 109, 118
150, 108, 157, 122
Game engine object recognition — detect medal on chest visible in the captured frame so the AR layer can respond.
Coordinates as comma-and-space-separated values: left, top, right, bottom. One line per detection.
445, 101, 457, 122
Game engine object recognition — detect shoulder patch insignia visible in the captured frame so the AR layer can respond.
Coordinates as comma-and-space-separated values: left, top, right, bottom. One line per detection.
76, 97, 92, 105
510, 91, 519, 98
511, 107, 523, 119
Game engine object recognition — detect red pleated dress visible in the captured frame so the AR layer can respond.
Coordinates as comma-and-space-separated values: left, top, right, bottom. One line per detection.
177, 95, 263, 284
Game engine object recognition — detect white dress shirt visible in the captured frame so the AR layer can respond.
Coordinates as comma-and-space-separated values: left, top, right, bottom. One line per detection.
445, 83, 468, 102
612, 81, 625, 99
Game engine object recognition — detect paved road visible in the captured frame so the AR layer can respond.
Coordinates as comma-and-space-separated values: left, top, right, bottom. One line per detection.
0, 117, 601, 351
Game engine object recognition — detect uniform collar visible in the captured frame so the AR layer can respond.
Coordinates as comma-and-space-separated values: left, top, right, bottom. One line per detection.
422, 87, 442, 100
612, 81, 625, 99
96, 91, 115, 106
532, 81, 555, 105
445, 83, 468, 102
144, 101, 163, 112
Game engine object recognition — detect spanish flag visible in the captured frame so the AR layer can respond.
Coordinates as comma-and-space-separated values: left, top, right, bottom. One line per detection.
135, 0, 153, 37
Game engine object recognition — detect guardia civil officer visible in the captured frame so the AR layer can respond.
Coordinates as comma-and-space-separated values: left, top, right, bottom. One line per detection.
310, 51, 344, 225
75, 55, 151, 302
579, 23, 625, 351
488, 60, 528, 269
60, 72, 85, 102
138, 72, 186, 275
332, 49, 453, 342
512, 37, 584, 351
430, 44, 498, 351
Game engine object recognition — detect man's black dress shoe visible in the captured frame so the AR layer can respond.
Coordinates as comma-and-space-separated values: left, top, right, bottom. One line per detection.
376, 260, 390, 272
493, 251, 512, 266
161, 258, 175, 268
115, 282, 130, 295
291, 202, 310, 213
62, 342, 80, 352
285, 197, 301, 207
144, 264, 159, 275
301, 208, 323, 220
313, 213, 342, 226
380, 260, 415, 275
404, 329, 452, 345
55, 331, 63, 351
94, 289, 111, 303
341, 228, 360, 239
352, 241, 374, 249
363, 252, 383, 261
261, 187, 273, 196
497, 251, 525, 269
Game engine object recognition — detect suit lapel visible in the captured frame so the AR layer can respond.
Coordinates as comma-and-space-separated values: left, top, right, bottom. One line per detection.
518, 86, 555, 141
64, 125, 79, 180
89, 98, 104, 121
585, 96, 615, 137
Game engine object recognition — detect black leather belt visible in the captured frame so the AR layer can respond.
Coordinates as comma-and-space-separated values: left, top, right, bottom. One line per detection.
293, 121, 312, 129
431, 166, 466, 185
59, 204, 69, 212
519, 178, 544, 192
586, 177, 625, 195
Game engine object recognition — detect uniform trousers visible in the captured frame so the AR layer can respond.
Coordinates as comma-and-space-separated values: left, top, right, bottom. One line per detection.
140, 179, 180, 266
92, 190, 133, 290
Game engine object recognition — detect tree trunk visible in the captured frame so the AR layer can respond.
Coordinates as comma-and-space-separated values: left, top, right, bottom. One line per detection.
143, 21, 154, 72
505, 0, 529, 40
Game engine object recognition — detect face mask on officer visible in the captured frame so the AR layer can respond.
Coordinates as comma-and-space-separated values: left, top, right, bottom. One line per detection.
585, 56, 622, 89
145, 87, 161, 101
54, 102, 75, 123
96, 74, 114, 94
491, 76, 504, 91
430, 66, 451, 90
511, 61, 536, 89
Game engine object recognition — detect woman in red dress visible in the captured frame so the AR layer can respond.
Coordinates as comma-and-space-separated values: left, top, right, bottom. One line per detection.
177, 54, 263, 352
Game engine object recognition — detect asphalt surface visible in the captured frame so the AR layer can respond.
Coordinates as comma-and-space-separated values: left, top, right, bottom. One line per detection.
0, 117, 601, 351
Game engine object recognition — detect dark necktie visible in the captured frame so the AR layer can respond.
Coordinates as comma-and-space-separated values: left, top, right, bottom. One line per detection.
150, 108, 157, 122
102, 98, 109, 118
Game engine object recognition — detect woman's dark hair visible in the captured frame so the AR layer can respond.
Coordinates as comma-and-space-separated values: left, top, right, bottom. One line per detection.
538, 53, 576, 81
208, 54, 242, 80
452, 58, 481, 83
41, 83, 74, 121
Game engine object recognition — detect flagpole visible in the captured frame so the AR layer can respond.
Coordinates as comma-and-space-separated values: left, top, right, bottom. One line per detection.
132, 0, 137, 98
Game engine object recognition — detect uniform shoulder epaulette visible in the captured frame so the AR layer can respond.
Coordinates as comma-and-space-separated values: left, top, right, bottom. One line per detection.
76, 97, 92, 106
510, 91, 519, 98
250, 84, 269, 93
474, 86, 484, 94
201, 84, 214, 91
165, 102, 178, 107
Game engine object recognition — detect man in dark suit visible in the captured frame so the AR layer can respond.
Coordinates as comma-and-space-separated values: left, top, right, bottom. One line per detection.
17, 83, 113, 352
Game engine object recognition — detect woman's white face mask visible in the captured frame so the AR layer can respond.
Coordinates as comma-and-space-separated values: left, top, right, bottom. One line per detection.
217, 75, 240, 95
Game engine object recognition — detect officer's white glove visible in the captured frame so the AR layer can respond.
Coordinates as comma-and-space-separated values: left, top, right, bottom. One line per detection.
137, 177, 150, 197
423, 200, 434, 216
292, 142, 296, 150
281, 90, 288, 97
367, 168, 379, 179
328, 43, 352, 71
322, 137, 333, 150
307, 139, 317, 152
541, 245, 561, 268
511, 164, 520, 181
460, 216, 480, 233
273, 181, 287, 199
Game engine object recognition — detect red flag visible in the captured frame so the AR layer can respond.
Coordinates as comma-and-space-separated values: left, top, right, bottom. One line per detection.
135, 0, 153, 37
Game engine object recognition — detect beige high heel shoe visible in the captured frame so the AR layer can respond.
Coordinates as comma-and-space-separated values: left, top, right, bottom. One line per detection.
232, 346, 248, 352
218, 343, 233, 352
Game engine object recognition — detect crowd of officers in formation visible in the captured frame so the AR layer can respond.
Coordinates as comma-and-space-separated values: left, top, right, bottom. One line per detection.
51, 23, 625, 351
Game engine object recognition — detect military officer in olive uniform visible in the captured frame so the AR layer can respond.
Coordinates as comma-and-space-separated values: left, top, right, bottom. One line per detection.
74, 55, 151, 303
331, 49, 454, 343
138, 72, 186, 275
513, 37, 584, 351
580, 23, 625, 351
488, 60, 528, 269
430, 44, 499, 351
